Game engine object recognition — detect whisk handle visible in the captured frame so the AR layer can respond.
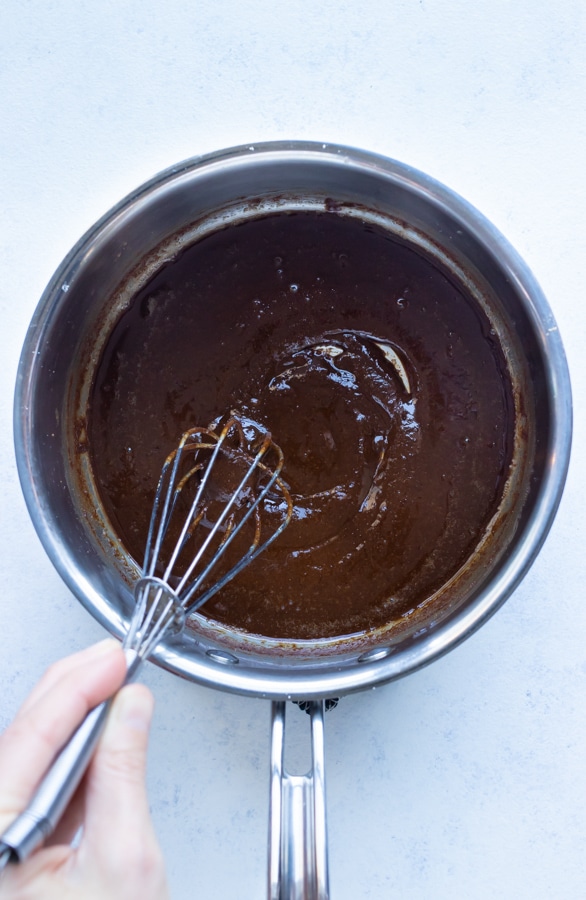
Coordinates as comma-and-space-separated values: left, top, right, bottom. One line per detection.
0, 648, 140, 865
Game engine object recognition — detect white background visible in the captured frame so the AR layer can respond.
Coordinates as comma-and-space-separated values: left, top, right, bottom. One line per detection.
1, 2, 585, 897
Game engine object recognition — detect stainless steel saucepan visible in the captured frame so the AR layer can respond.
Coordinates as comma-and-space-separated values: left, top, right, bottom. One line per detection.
14, 142, 572, 898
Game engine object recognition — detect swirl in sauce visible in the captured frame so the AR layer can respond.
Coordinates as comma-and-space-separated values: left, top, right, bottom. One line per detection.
88, 211, 514, 639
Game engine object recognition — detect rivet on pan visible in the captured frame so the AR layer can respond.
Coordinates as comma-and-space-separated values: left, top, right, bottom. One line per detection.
357, 646, 393, 664
206, 649, 240, 665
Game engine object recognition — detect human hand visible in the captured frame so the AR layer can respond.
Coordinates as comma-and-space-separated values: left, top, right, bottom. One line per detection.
0, 640, 169, 899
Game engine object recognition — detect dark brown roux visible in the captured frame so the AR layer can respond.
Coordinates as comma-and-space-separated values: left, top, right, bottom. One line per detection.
88, 211, 515, 639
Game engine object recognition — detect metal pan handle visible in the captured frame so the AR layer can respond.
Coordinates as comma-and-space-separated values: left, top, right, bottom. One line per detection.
268, 700, 329, 900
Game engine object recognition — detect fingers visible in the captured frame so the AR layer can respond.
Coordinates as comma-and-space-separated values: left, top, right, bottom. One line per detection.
17, 640, 121, 716
0, 663, 168, 900
0, 641, 127, 831
0, 843, 73, 897
80, 684, 169, 897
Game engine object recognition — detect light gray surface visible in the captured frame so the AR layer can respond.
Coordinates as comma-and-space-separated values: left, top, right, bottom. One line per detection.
1, 1, 584, 898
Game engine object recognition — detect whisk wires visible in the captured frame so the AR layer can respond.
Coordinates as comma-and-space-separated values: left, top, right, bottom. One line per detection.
123, 416, 292, 658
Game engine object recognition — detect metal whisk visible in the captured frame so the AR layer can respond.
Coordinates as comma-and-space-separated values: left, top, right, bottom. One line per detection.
0, 415, 292, 869
124, 414, 293, 660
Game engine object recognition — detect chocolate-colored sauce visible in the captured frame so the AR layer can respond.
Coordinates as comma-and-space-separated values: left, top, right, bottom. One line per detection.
88, 211, 514, 639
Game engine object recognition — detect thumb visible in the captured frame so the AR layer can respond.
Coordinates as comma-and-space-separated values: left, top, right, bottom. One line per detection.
81, 684, 160, 871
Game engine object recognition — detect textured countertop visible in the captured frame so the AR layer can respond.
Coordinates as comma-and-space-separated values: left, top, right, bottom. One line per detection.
1, 2, 584, 897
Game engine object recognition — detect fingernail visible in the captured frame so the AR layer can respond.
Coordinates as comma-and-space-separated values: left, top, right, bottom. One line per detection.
90, 638, 121, 657
114, 685, 154, 732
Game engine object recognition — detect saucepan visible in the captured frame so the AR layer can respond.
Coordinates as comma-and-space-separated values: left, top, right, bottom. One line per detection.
14, 142, 572, 898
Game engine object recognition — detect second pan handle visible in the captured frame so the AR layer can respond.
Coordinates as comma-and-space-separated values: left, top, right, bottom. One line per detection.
268, 700, 329, 900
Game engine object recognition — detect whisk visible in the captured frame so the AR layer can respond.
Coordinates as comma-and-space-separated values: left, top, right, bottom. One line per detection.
0, 415, 292, 869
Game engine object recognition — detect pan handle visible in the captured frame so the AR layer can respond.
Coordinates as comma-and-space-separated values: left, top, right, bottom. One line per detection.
268, 700, 329, 900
